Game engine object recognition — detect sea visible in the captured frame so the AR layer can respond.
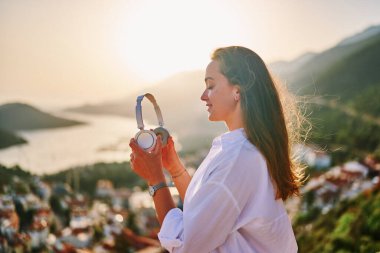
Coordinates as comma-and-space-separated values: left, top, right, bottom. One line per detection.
0, 111, 157, 175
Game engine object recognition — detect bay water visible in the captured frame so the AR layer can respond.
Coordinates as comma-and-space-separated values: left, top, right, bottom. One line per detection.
0, 111, 150, 175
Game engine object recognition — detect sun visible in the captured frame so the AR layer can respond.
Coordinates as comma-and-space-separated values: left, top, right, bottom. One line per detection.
116, 0, 251, 83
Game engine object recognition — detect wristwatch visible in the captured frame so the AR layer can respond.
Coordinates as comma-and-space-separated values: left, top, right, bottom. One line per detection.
148, 182, 168, 196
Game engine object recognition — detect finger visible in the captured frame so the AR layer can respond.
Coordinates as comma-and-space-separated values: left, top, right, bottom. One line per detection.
153, 135, 162, 153
129, 138, 137, 149
129, 140, 145, 154
167, 136, 175, 150
162, 139, 169, 151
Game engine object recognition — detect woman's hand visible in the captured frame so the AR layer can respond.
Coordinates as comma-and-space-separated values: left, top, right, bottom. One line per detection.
162, 136, 183, 176
129, 135, 165, 185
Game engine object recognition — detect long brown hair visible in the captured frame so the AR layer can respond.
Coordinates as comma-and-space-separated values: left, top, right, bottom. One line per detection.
211, 46, 307, 201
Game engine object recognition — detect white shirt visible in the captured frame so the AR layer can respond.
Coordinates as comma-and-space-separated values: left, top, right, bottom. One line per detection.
158, 128, 298, 253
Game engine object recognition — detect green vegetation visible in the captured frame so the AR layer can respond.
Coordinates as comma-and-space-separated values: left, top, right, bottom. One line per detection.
1, 161, 145, 197
307, 102, 380, 164
294, 189, 380, 252
43, 161, 146, 196
0, 164, 33, 190
302, 34, 380, 101
351, 85, 380, 116
297, 33, 380, 164
292, 29, 380, 252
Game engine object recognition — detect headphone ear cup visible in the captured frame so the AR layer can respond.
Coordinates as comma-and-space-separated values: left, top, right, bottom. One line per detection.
135, 130, 157, 151
153, 127, 169, 146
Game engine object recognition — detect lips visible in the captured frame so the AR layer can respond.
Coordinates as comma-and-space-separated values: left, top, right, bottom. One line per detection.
206, 104, 212, 111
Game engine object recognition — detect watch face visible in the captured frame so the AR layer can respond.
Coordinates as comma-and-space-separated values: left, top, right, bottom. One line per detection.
148, 186, 155, 196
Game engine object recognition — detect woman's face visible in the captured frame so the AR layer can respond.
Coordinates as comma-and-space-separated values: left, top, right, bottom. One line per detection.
201, 60, 238, 122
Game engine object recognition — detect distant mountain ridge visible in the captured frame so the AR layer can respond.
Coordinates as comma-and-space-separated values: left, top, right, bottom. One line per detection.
0, 103, 85, 149
338, 25, 380, 47
293, 32, 380, 100
0, 103, 84, 131
271, 24, 380, 97
269, 52, 317, 79
282, 25, 380, 161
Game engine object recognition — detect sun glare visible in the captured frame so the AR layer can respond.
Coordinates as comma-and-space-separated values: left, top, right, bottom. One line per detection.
118, 0, 251, 83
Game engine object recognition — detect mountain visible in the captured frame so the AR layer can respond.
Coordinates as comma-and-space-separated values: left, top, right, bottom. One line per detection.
338, 25, 380, 47
283, 25, 380, 162
0, 102, 86, 149
0, 102, 85, 131
297, 32, 380, 100
271, 25, 380, 100
0, 128, 27, 149
269, 52, 317, 80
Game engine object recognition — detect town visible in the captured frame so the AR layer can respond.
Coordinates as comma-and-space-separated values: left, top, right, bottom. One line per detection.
1, 145, 379, 253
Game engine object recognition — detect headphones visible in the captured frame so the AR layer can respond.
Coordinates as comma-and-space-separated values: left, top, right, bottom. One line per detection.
135, 93, 169, 152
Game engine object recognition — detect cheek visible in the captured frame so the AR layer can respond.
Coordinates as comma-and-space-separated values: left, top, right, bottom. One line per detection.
208, 89, 217, 100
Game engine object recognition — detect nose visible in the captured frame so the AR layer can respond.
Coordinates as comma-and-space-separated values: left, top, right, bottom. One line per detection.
200, 89, 208, 101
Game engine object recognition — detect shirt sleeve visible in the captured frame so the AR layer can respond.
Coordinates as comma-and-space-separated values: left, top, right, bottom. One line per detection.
158, 181, 240, 253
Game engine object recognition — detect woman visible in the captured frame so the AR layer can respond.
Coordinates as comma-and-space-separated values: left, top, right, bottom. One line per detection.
129, 46, 304, 252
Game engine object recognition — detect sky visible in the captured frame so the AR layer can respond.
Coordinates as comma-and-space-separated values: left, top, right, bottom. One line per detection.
1, 0, 380, 109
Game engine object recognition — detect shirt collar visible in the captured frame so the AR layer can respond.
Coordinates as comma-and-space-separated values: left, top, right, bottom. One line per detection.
212, 128, 247, 146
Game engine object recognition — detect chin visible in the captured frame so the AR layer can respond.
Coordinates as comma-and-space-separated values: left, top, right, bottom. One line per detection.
208, 113, 221, 122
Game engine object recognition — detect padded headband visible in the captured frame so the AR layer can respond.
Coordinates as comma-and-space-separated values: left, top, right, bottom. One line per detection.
136, 93, 164, 130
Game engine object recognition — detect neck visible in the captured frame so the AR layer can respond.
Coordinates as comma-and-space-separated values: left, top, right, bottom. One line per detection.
225, 105, 244, 131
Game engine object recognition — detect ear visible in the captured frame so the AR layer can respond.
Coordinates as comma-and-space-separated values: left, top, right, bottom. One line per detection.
233, 86, 241, 101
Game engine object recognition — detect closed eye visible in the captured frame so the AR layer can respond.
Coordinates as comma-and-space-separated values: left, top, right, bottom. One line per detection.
204, 77, 215, 90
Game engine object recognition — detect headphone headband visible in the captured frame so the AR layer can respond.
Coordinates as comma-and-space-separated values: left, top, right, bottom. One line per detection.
136, 93, 164, 130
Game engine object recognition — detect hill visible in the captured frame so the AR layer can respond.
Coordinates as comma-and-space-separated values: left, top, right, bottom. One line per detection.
300, 33, 380, 102
272, 25, 380, 99
304, 31, 380, 162
0, 128, 27, 149
0, 103, 85, 131
269, 25, 380, 162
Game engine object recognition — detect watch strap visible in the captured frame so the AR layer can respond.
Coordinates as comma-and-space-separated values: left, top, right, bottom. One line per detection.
149, 182, 168, 196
